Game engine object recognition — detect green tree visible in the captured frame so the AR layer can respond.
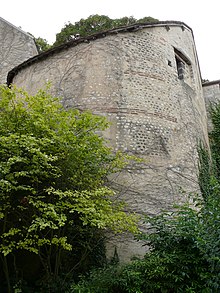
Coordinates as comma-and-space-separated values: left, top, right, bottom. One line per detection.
54, 14, 158, 46
34, 36, 51, 53
27, 32, 51, 53
54, 15, 113, 45
0, 85, 138, 292
29, 15, 158, 51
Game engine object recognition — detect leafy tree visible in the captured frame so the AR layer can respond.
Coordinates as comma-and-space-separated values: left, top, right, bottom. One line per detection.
54, 14, 158, 46
34, 36, 51, 53
137, 16, 159, 23
27, 32, 51, 53
54, 15, 113, 45
28, 15, 158, 51
0, 85, 138, 292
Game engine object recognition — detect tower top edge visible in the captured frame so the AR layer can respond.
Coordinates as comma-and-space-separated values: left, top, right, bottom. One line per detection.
7, 20, 192, 86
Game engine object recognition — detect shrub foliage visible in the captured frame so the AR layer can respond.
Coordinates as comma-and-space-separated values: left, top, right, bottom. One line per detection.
71, 102, 220, 292
0, 85, 137, 292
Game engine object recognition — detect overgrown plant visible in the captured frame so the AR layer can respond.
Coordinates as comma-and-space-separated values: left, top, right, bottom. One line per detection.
71, 102, 220, 292
0, 85, 138, 292
71, 192, 220, 292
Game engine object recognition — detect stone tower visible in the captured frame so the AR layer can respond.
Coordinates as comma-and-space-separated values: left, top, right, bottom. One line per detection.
7, 21, 209, 260
0, 16, 38, 84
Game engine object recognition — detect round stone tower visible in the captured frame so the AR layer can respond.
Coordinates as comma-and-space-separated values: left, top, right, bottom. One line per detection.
8, 21, 209, 261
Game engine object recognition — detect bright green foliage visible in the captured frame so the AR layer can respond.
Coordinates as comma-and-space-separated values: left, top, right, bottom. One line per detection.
0, 85, 138, 291
54, 14, 158, 46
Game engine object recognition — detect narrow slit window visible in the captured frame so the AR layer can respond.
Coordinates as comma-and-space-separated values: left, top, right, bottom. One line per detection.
175, 56, 185, 80
174, 48, 191, 81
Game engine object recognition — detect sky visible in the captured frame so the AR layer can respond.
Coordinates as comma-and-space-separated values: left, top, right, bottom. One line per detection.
1, 0, 219, 81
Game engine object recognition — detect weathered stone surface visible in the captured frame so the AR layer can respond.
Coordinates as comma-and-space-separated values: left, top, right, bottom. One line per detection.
10, 22, 209, 261
203, 80, 220, 130
0, 16, 38, 84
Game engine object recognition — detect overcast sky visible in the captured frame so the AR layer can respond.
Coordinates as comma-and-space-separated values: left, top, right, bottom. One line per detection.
1, 0, 219, 81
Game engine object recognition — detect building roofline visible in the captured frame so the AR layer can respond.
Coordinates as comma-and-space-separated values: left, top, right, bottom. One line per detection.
7, 20, 193, 86
0, 16, 35, 40
202, 79, 220, 87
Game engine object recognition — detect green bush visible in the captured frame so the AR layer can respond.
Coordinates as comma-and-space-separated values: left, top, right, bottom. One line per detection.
0, 85, 138, 292
71, 197, 219, 292
70, 100, 220, 293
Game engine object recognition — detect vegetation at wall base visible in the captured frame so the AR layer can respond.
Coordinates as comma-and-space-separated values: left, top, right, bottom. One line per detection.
0, 85, 138, 292
70, 198, 219, 292
2, 80, 220, 293
70, 103, 220, 292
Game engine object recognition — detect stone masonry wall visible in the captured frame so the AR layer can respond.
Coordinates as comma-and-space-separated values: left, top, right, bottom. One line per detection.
0, 17, 38, 84
11, 23, 209, 261
203, 80, 220, 130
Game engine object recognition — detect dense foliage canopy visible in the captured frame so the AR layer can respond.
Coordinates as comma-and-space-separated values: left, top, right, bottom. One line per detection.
33, 14, 158, 50
54, 14, 158, 46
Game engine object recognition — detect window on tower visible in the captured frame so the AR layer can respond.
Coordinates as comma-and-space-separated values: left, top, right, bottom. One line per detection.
174, 48, 191, 81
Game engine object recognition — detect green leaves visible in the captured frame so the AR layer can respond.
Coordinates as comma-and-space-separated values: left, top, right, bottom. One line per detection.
54, 14, 158, 46
0, 85, 137, 289
34, 37, 51, 52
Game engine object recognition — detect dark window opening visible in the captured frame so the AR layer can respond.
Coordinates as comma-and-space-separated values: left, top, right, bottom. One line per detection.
175, 56, 185, 80
174, 48, 191, 81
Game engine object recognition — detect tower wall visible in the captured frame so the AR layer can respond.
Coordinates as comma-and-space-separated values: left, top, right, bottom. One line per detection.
203, 80, 220, 130
10, 22, 209, 260
0, 17, 38, 84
